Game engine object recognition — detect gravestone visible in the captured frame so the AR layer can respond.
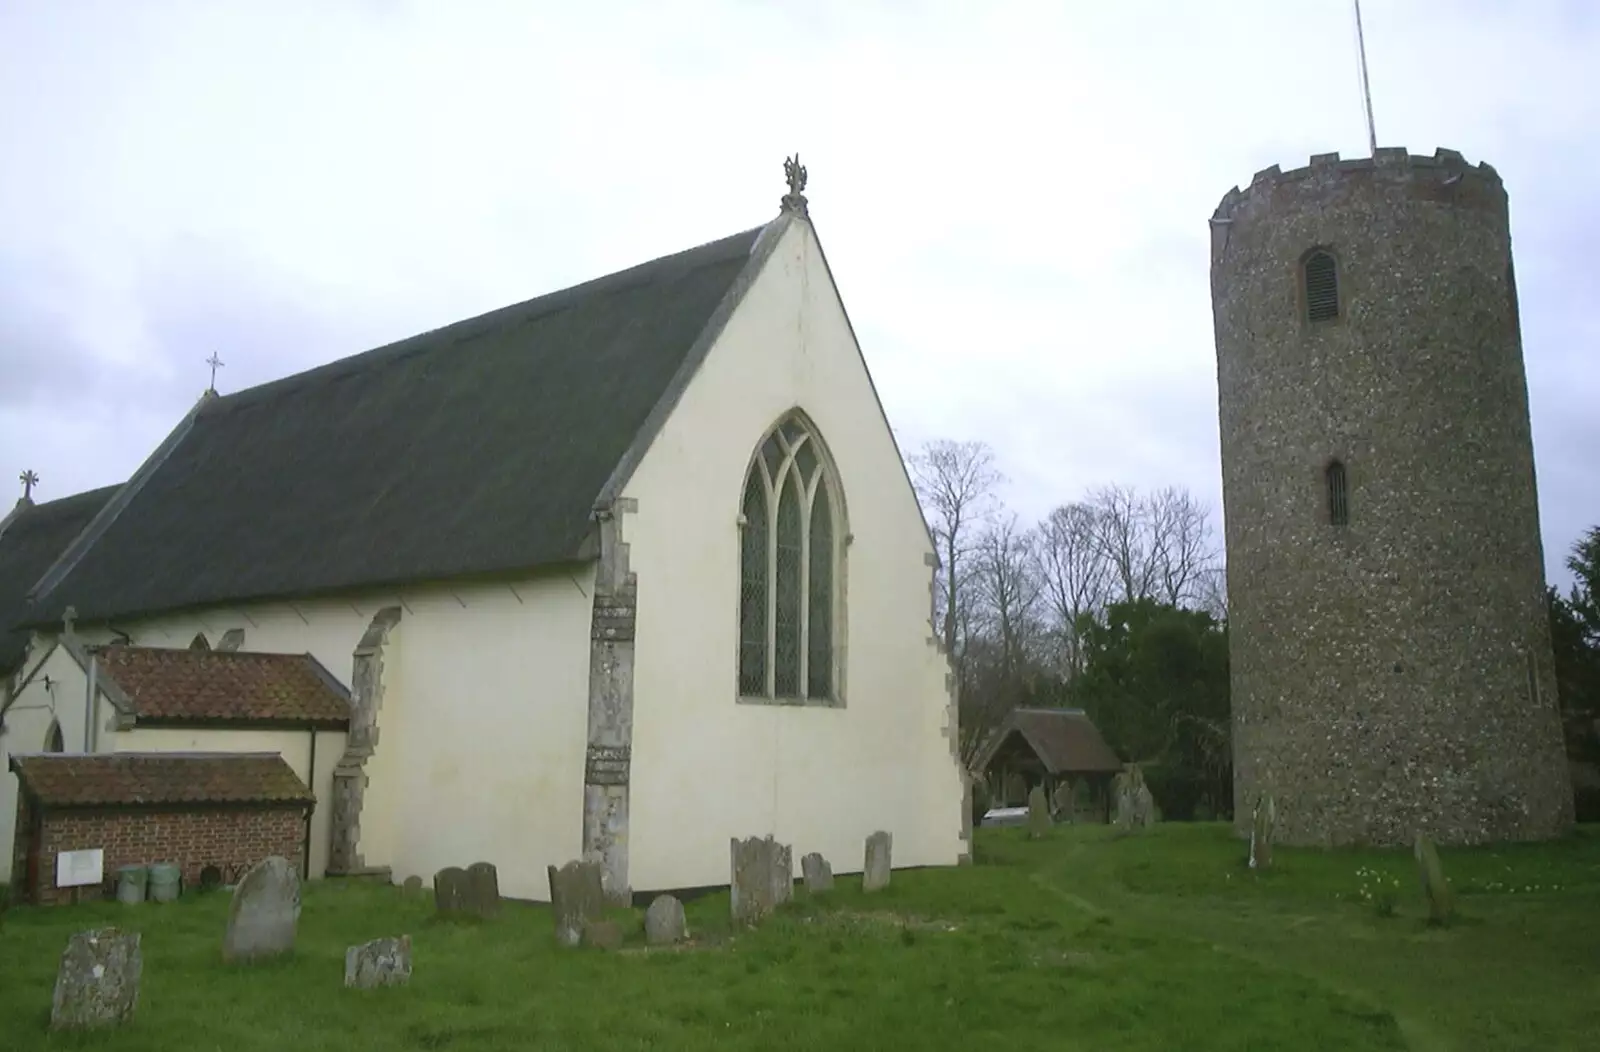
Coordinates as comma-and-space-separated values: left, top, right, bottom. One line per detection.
51, 928, 141, 1030
401, 875, 423, 896
863, 830, 893, 891
771, 841, 794, 907
1111, 771, 1132, 829
1413, 834, 1455, 925
1133, 783, 1158, 828
465, 861, 500, 919
801, 852, 834, 893
1051, 781, 1076, 821
222, 856, 301, 964
1248, 792, 1276, 870
730, 835, 791, 926
645, 895, 688, 945
1027, 786, 1053, 839
433, 867, 470, 918
547, 859, 605, 948
344, 935, 412, 988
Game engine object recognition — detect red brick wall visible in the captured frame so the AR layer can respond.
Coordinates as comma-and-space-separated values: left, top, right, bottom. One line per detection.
19, 803, 307, 905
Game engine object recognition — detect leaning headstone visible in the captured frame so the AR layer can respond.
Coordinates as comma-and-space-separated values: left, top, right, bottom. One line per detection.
433, 867, 470, 918
645, 895, 688, 946
1111, 771, 1132, 830
401, 875, 423, 896
730, 835, 790, 926
51, 928, 141, 1030
1413, 834, 1455, 925
344, 935, 412, 988
465, 861, 500, 919
1248, 793, 1276, 870
1132, 783, 1157, 829
801, 852, 834, 893
772, 841, 794, 906
1027, 786, 1053, 839
547, 859, 605, 948
1051, 781, 1076, 821
222, 856, 301, 964
863, 830, 893, 891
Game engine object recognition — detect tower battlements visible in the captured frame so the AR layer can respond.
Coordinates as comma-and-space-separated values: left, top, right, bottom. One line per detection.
1212, 147, 1504, 224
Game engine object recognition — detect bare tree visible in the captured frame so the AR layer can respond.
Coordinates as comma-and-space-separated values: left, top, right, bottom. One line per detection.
1084, 483, 1222, 610
1146, 486, 1219, 608
908, 439, 1003, 660
1086, 483, 1157, 603
959, 513, 1044, 765
1035, 501, 1111, 675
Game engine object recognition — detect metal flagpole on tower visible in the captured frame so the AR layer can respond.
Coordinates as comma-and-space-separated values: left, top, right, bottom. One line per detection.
1353, 0, 1378, 156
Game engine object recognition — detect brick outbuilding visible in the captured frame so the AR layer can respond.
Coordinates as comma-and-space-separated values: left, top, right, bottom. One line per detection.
8, 751, 314, 905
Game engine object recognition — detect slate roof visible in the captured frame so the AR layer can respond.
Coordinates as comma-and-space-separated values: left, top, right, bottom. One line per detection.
8, 752, 314, 809
976, 708, 1124, 775
0, 486, 120, 674
21, 223, 771, 626
95, 645, 351, 726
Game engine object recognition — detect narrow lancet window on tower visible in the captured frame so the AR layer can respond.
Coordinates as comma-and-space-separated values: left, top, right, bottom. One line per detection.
1325, 459, 1349, 526
1304, 250, 1340, 323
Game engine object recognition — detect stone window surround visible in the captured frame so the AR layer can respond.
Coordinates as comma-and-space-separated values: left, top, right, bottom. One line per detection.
735, 409, 849, 709
1300, 245, 1342, 326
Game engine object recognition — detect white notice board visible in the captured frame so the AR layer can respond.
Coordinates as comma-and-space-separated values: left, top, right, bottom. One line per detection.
56, 848, 105, 888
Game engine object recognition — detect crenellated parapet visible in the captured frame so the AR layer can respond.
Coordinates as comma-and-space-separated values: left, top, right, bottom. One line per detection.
1213, 147, 1504, 225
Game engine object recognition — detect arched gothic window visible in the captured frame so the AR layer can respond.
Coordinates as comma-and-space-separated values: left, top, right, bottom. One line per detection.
1325, 459, 1349, 527
738, 413, 844, 703
44, 719, 64, 753
1304, 249, 1340, 323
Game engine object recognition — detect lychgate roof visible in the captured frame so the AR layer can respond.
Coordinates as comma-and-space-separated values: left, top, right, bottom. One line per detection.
20, 224, 771, 626
975, 707, 1124, 776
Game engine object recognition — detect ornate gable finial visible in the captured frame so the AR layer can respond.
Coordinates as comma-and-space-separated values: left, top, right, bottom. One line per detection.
62, 605, 77, 638
206, 352, 225, 394
19, 469, 38, 503
781, 154, 809, 217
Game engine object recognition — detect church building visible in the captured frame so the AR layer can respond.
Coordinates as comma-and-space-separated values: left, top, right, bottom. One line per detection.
0, 160, 969, 904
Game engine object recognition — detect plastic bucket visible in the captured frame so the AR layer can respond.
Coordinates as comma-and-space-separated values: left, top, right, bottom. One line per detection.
147, 862, 181, 903
115, 865, 148, 904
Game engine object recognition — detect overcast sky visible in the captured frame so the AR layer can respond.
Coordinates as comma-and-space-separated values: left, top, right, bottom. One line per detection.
1, 0, 1595, 590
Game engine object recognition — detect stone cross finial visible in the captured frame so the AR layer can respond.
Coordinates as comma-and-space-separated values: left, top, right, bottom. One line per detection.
20, 469, 38, 501
206, 352, 225, 391
781, 154, 809, 217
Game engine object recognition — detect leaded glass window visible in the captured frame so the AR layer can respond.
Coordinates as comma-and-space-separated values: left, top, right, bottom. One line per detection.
738, 414, 842, 702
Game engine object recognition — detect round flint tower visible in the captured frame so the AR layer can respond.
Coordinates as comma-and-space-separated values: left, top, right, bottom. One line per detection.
1210, 146, 1574, 847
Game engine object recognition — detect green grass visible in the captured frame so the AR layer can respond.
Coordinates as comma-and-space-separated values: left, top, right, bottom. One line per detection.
3, 823, 1599, 1050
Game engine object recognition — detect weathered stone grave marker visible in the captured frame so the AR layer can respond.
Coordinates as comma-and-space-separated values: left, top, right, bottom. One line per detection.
400, 875, 423, 896
645, 894, 688, 946
547, 859, 606, 948
801, 851, 834, 893
345, 935, 412, 988
1413, 834, 1455, 925
864, 830, 893, 891
222, 856, 301, 964
465, 861, 500, 919
1027, 785, 1053, 838
51, 928, 141, 1030
433, 866, 470, 919
730, 835, 792, 926
1249, 792, 1276, 870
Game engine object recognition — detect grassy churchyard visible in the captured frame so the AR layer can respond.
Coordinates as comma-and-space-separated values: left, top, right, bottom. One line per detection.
3, 823, 1599, 1050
